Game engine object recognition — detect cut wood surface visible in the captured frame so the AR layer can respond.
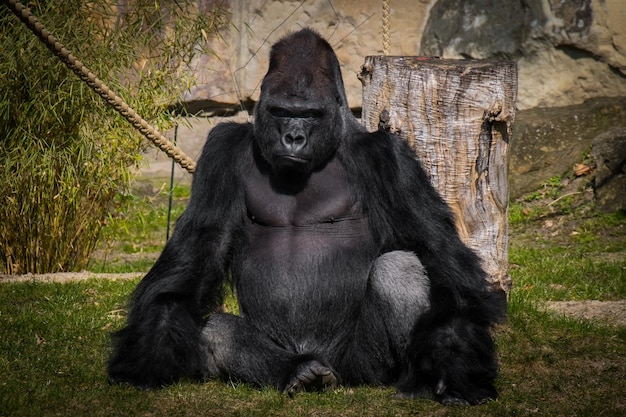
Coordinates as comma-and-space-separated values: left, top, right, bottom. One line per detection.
360, 57, 517, 292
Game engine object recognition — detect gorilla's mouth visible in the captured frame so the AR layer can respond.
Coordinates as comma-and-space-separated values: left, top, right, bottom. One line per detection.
273, 155, 312, 177
276, 155, 310, 164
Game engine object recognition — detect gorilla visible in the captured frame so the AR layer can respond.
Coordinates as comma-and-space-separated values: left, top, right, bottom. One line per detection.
108, 28, 505, 406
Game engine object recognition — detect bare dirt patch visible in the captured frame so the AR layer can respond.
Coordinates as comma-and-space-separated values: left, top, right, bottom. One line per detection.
0, 272, 142, 284
545, 300, 626, 327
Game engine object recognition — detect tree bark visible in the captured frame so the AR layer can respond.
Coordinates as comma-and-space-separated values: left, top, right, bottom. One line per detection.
359, 57, 517, 293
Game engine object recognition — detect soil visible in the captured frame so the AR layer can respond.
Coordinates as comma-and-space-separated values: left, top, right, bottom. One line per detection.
0, 272, 142, 284
545, 300, 626, 327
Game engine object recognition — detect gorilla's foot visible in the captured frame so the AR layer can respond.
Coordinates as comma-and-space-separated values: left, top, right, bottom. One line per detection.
283, 360, 337, 396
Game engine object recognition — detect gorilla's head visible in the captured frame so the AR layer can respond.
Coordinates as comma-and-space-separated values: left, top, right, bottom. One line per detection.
254, 28, 353, 181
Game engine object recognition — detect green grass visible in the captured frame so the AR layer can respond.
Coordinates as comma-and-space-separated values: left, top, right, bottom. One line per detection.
510, 246, 625, 301
88, 182, 189, 273
1, 183, 624, 416
1, 279, 623, 416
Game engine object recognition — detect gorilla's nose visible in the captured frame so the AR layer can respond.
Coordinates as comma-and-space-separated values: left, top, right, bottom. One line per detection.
281, 131, 307, 151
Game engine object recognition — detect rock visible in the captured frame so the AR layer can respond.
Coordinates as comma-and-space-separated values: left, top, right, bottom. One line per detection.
138, 113, 249, 183
137, 1, 626, 203
181, 0, 626, 113
592, 127, 626, 212
182, 0, 431, 114
421, 0, 542, 60
509, 97, 626, 200
420, 0, 626, 110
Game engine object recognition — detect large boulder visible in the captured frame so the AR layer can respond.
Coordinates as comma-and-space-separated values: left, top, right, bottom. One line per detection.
419, 0, 626, 110
592, 127, 626, 212
181, 0, 626, 113
509, 97, 626, 200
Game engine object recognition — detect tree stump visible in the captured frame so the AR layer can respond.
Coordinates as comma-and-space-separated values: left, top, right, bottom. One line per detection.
359, 57, 517, 293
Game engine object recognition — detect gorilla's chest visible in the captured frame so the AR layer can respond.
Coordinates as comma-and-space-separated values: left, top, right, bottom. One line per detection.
244, 157, 358, 227
238, 156, 374, 327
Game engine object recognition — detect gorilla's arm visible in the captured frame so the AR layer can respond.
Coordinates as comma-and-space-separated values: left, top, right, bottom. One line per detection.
348, 130, 490, 290
108, 123, 252, 388
346, 130, 506, 404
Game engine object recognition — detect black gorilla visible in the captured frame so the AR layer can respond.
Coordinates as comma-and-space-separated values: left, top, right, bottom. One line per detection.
108, 28, 505, 406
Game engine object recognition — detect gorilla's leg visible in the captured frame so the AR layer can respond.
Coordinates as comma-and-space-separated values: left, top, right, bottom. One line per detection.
201, 313, 337, 394
368, 251, 431, 345
353, 251, 496, 405
337, 251, 430, 384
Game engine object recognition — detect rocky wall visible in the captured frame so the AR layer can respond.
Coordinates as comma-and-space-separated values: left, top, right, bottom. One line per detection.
185, 0, 626, 113
143, 0, 626, 207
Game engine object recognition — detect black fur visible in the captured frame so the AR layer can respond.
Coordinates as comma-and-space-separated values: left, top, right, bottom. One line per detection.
108, 28, 506, 405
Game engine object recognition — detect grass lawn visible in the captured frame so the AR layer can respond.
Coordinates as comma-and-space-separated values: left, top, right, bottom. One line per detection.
1, 179, 624, 416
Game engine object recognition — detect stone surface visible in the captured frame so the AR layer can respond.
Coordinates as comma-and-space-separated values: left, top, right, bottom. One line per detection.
141, 1, 626, 204
420, 0, 626, 110
139, 113, 249, 181
592, 127, 626, 212
183, 0, 626, 113
184, 0, 431, 114
509, 97, 626, 200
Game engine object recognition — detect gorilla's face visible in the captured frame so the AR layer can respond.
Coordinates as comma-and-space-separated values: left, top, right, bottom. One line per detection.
253, 29, 348, 182
255, 91, 342, 180
266, 99, 325, 176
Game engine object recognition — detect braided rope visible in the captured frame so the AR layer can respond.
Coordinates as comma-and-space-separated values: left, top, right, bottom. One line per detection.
382, 0, 390, 55
3, 0, 197, 173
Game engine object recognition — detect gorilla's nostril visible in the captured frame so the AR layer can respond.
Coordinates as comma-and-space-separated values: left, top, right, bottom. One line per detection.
282, 132, 307, 149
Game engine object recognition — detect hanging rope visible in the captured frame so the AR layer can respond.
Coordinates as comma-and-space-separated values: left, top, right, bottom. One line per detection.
2, 0, 197, 173
382, 0, 390, 55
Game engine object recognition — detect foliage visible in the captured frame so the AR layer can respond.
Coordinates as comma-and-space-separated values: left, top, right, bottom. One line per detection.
0, 0, 225, 274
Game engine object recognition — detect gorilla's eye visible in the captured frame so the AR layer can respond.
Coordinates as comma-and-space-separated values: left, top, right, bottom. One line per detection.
270, 107, 323, 119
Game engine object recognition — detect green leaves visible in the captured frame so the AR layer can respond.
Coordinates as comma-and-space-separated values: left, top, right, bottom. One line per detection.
0, 1, 225, 273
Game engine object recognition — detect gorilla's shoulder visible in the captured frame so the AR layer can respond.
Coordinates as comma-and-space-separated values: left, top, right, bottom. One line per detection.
345, 129, 407, 162
201, 122, 254, 154
197, 122, 254, 172
208, 121, 254, 143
